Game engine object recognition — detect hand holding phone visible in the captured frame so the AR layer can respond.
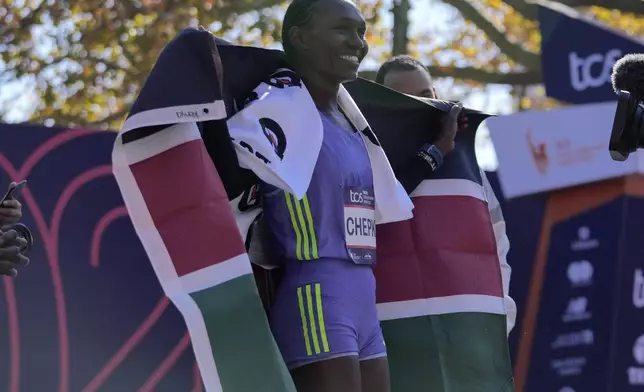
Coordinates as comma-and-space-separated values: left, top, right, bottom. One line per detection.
1, 181, 26, 203
0, 181, 26, 227
0, 229, 30, 277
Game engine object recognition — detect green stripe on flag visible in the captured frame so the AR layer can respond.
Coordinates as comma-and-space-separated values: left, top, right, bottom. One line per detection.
190, 273, 296, 392
382, 313, 514, 392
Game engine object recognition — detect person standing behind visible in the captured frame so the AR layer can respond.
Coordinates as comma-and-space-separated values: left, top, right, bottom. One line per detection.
374, 55, 516, 392
376, 54, 516, 332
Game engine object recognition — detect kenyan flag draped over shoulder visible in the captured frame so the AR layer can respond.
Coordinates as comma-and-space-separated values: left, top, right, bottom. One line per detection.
345, 79, 515, 392
112, 28, 295, 392
375, 178, 514, 392
115, 26, 514, 391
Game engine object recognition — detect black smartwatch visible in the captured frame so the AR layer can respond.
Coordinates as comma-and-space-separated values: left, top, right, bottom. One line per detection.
417, 143, 444, 171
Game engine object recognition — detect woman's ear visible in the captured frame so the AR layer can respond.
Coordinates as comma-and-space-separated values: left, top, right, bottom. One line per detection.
288, 26, 308, 52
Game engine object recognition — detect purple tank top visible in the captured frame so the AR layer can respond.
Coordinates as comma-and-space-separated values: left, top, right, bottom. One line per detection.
261, 111, 376, 265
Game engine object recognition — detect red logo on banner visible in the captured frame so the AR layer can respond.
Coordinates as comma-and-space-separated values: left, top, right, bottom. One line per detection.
526, 129, 549, 175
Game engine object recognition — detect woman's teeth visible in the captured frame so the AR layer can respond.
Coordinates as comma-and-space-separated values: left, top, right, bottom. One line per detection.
341, 55, 359, 63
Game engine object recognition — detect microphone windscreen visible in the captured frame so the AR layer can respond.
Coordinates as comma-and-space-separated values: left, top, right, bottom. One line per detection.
611, 53, 644, 98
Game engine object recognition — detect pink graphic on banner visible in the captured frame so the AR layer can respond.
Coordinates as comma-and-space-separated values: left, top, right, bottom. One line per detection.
0, 128, 202, 392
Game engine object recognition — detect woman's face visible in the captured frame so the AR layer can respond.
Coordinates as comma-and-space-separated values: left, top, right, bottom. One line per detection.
291, 0, 369, 84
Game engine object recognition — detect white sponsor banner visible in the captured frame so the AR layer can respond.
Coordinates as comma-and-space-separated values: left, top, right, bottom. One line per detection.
487, 102, 644, 199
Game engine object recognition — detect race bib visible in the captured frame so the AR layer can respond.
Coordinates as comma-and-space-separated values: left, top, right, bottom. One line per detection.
344, 186, 376, 265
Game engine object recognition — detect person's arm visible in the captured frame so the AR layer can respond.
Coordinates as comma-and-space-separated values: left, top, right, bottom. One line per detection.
396, 104, 465, 194
395, 144, 442, 194
481, 169, 516, 335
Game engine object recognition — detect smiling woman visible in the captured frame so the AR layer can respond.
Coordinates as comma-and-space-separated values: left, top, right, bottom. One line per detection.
261, 2, 465, 391
260, 1, 392, 392
281, 0, 368, 115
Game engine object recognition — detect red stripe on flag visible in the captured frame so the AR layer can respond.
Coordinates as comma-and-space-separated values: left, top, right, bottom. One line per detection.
130, 140, 246, 277
375, 195, 503, 303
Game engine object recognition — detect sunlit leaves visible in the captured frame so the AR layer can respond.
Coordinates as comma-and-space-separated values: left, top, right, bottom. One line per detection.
354, 0, 390, 65
431, 0, 643, 111
0, 0, 289, 128
0, 0, 399, 128
3, 0, 644, 127
583, 6, 644, 37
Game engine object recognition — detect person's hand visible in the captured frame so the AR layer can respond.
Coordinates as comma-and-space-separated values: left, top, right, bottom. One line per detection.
0, 182, 22, 228
0, 229, 29, 277
434, 103, 466, 157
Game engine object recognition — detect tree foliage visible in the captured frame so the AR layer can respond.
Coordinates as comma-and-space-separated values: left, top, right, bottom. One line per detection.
0, 0, 287, 128
1, 0, 644, 127
409, 0, 644, 110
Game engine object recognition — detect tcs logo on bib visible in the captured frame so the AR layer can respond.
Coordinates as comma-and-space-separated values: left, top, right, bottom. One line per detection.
349, 189, 364, 204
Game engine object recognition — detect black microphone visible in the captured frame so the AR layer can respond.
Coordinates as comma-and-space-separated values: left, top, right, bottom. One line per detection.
611, 54, 644, 98
11, 223, 33, 253
608, 53, 644, 161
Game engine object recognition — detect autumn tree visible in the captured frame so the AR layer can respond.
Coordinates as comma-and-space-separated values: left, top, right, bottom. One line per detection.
360, 0, 644, 111
1, 0, 644, 127
0, 0, 289, 128
0, 0, 397, 128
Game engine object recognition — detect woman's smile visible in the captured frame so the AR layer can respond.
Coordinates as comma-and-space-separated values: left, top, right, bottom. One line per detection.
340, 55, 360, 65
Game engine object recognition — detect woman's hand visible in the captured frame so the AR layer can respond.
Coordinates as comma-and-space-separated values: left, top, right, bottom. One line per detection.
0, 229, 29, 277
0, 183, 22, 229
434, 103, 467, 157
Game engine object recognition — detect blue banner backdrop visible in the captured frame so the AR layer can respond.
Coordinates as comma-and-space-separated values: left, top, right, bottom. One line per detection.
611, 198, 644, 391
538, 2, 644, 104
0, 125, 201, 392
525, 200, 622, 392
0, 123, 586, 391
486, 171, 548, 363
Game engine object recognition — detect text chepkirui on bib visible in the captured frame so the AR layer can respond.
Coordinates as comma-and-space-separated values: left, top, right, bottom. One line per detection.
343, 186, 376, 265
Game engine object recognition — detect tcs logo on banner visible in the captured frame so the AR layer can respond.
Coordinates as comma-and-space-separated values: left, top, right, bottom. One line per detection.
569, 49, 622, 92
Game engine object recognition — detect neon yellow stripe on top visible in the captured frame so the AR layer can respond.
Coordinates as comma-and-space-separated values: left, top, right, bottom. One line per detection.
302, 195, 319, 259
293, 197, 311, 260
284, 193, 303, 260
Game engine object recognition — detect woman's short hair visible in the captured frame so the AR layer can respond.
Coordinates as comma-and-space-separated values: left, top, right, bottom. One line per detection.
281, 0, 321, 58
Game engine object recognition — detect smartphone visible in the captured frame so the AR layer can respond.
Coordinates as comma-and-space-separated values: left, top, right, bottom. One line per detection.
1, 181, 27, 205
